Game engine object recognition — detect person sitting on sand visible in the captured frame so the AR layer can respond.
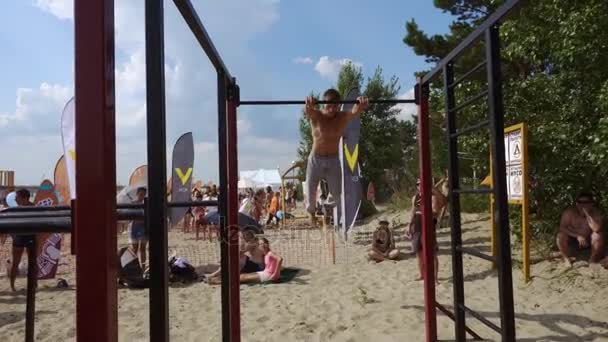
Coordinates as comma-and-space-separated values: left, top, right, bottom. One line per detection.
205, 230, 264, 282
407, 179, 445, 283
240, 237, 283, 284
556, 192, 604, 267
368, 220, 399, 262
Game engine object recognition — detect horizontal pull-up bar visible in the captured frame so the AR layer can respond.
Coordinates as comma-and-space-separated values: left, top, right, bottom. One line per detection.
238, 99, 416, 106
0, 200, 218, 213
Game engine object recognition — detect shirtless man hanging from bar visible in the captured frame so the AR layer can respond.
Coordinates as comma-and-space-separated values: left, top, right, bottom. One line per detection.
304, 89, 369, 226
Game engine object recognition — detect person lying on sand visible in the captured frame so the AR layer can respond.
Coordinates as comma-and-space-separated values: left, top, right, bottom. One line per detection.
207, 237, 283, 285
205, 230, 264, 281
556, 192, 605, 267
240, 238, 283, 284
368, 220, 399, 262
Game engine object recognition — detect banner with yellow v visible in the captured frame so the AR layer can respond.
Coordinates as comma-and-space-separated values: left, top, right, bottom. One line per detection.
170, 132, 194, 225
335, 88, 363, 241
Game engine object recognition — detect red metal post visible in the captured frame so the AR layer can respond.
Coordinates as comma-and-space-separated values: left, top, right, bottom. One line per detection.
74, 0, 118, 341
417, 78, 438, 342
226, 81, 241, 341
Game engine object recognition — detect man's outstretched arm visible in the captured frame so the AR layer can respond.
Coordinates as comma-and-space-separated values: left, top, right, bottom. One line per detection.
304, 96, 322, 120
344, 96, 369, 120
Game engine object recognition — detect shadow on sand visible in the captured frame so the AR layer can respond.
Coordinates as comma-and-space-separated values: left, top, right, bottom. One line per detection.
400, 304, 608, 342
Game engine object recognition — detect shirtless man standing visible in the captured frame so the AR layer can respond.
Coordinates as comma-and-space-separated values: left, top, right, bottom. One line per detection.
556, 192, 604, 267
304, 89, 369, 225
407, 179, 447, 283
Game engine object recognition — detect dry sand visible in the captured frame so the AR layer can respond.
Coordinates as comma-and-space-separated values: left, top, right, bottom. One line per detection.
1, 211, 608, 341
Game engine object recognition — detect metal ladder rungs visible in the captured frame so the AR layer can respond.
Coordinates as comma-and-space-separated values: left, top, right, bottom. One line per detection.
453, 187, 493, 194
456, 245, 496, 263
448, 90, 489, 114
459, 304, 502, 334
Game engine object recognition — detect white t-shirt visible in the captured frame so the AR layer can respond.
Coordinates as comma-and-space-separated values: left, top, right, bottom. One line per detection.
204, 195, 218, 214
239, 197, 252, 215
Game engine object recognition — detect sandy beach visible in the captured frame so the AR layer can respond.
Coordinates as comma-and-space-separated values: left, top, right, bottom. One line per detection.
1, 211, 608, 341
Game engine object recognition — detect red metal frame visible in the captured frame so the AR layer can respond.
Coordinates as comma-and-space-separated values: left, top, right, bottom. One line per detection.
74, 0, 118, 341
226, 83, 241, 341
417, 78, 438, 342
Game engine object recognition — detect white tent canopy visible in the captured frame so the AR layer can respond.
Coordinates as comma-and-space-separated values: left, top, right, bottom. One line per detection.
238, 169, 282, 190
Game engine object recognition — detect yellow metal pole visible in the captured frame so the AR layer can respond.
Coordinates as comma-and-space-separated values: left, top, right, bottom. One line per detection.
489, 149, 497, 269
522, 123, 530, 282
280, 179, 286, 230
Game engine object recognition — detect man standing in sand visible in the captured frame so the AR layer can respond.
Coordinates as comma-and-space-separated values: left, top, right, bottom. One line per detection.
556, 192, 604, 267
129, 187, 148, 268
304, 89, 369, 225
8, 189, 34, 291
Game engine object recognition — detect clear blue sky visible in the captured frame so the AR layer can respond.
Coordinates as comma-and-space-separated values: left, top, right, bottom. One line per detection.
0, 0, 453, 185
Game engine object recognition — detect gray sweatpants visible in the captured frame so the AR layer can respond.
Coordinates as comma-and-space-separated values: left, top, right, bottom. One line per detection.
306, 154, 342, 214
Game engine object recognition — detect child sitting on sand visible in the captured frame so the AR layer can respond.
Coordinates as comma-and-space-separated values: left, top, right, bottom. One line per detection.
368, 220, 400, 262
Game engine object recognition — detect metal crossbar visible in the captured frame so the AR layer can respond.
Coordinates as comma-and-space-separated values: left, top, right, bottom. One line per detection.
238, 99, 415, 106
449, 60, 487, 89
173, 0, 232, 79
460, 304, 502, 334
449, 90, 489, 114
422, 0, 521, 84
453, 188, 493, 195
456, 246, 496, 262
450, 120, 490, 138
0, 200, 218, 213
435, 302, 483, 340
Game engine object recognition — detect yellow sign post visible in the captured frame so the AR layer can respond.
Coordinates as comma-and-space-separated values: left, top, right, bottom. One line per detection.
489, 122, 530, 283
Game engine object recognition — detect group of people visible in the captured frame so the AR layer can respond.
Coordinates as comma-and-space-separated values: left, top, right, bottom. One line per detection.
238, 185, 298, 226
205, 229, 283, 284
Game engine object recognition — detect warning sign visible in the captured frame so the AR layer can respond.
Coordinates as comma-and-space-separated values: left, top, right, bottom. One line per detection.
508, 164, 523, 201
503, 125, 525, 202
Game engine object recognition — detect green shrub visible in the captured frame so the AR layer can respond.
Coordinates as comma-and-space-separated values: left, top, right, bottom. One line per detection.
359, 198, 379, 218
460, 195, 490, 213
388, 189, 413, 211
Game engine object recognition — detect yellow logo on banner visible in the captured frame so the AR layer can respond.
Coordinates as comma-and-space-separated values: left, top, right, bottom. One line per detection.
175, 167, 193, 186
344, 143, 359, 172
69, 150, 76, 160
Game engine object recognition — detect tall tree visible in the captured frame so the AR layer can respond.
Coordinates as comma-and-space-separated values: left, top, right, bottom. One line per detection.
403, 0, 608, 236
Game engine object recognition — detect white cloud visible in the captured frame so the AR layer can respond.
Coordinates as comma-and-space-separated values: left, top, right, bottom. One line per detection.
0, 113, 10, 128
314, 56, 363, 80
395, 88, 417, 122
20, 0, 289, 184
293, 56, 313, 65
237, 119, 252, 135
35, 0, 72, 20
0, 83, 71, 132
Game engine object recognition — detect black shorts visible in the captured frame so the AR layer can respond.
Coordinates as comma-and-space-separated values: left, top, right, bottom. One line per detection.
12, 235, 35, 248
567, 235, 591, 250
411, 214, 438, 254
241, 257, 263, 274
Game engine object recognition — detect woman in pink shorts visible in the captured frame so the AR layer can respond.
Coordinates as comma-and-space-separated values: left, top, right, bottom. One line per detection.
240, 237, 283, 283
